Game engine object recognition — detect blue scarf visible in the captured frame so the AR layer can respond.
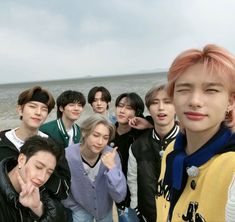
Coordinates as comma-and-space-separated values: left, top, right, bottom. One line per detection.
164, 124, 233, 191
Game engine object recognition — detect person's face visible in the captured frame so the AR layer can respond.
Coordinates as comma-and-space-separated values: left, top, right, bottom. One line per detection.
84, 123, 110, 154
18, 151, 56, 187
173, 63, 234, 134
148, 89, 176, 127
60, 103, 84, 122
91, 91, 109, 115
115, 97, 136, 124
18, 101, 49, 129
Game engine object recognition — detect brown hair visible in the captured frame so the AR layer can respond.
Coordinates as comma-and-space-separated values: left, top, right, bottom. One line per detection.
17, 86, 55, 114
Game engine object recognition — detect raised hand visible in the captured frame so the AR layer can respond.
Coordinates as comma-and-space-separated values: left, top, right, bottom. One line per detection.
101, 147, 117, 170
17, 170, 43, 217
129, 117, 152, 130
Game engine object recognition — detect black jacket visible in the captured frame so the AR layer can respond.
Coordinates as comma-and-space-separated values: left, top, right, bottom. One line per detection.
130, 124, 179, 221
0, 129, 71, 200
0, 158, 67, 222
109, 124, 145, 209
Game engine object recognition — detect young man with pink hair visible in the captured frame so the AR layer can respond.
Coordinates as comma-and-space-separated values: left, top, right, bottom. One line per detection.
156, 44, 235, 221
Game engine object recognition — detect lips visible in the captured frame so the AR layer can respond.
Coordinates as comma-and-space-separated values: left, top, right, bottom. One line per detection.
184, 111, 206, 121
157, 113, 167, 117
72, 112, 80, 116
157, 113, 167, 120
31, 117, 42, 122
31, 181, 42, 187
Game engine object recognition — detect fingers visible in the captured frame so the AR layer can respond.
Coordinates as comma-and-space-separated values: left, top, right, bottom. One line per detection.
16, 170, 37, 197
112, 146, 118, 154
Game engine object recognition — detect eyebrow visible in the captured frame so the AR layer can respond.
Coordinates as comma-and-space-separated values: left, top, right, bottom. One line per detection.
175, 82, 224, 88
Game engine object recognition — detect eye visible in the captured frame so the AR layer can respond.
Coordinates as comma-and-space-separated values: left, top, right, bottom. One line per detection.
176, 88, 189, 93
42, 107, 48, 111
152, 101, 159, 105
117, 103, 124, 108
29, 105, 36, 108
164, 100, 172, 104
47, 170, 53, 176
205, 88, 219, 93
36, 165, 43, 170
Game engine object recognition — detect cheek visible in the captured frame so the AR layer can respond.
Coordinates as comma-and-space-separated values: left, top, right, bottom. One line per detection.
23, 166, 32, 181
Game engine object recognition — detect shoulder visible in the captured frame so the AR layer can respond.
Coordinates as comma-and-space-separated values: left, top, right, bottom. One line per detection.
40, 120, 58, 130
66, 144, 80, 157
131, 129, 152, 148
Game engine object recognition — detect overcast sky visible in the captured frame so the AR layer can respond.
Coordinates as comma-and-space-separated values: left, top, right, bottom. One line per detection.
1, 0, 235, 84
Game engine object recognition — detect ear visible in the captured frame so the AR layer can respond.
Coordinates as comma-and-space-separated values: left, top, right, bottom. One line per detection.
18, 153, 26, 168
59, 106, 64, 113
228, 93, 235, 112
17, 105, 23, 116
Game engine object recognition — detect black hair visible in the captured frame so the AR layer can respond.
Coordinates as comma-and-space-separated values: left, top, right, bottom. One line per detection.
88, 86, 111, 109
56, 90, 86, 118
115, 92, 144, 117
20, 135, 64, 163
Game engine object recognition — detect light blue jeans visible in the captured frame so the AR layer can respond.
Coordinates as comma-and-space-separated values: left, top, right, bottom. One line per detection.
117, 207, 139, 222
73, 208, 113, 222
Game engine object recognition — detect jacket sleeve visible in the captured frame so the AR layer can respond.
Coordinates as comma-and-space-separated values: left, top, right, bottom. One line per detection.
44, 151, 71, 200
226, 174, 235, 222
104, 154, 127, 203
38, 191, 67, 222
127, 146, 138, 209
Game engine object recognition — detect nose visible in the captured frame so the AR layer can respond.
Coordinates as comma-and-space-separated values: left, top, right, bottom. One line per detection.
158, 101, 164, 110
35, 107, 42, 115
97, 137, 103, 145
97, 99, 101, 105
74, 104, 81, 110
189, 90, 203, 109
120, 106, 126, 113
37, 171, 47, 184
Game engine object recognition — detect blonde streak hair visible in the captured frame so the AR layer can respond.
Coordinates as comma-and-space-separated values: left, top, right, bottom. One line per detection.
167, 44, 235, 128
80, 114, 115, 144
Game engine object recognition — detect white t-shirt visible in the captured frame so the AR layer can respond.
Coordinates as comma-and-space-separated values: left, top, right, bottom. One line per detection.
5, 128, 48, 151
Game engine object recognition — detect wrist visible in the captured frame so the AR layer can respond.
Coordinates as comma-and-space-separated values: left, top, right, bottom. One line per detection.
107, 164, 116, 170
31, 201, 43, 217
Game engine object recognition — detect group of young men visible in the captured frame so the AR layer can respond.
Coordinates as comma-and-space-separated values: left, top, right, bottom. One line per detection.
0, 81, 177, 221
2, 43, 234, 222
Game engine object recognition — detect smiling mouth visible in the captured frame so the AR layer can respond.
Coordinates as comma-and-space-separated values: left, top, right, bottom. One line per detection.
157, 114, 167, 117
32, 181, 42, 187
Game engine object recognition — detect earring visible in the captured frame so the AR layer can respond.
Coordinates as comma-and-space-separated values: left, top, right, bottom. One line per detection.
18, 166, 21, 169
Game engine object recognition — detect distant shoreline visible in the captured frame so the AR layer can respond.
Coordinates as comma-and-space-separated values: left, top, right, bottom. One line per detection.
0, 71, 167, 87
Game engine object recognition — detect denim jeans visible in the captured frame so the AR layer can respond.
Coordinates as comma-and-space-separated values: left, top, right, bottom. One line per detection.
117, 207, 139, 222
73, 208, 113, 222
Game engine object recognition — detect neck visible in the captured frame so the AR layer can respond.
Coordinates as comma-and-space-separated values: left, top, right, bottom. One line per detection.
61, 116, 74, 131
117, 123, 131, 135
8, 167, 21, 193
185, 124, 220, 155
15, 124, 38, 141
80, 144, 100, 165
154, 121, 175, 139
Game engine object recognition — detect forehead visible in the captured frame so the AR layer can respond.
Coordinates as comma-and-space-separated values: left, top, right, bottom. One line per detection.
27, 151, 56, 169
175, 63, 224, 86
92, 123, 110, 136
26, 101, 48, 108
119, 96, 129, 104
153, 89, 170, 99
95, 91, 103, 98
